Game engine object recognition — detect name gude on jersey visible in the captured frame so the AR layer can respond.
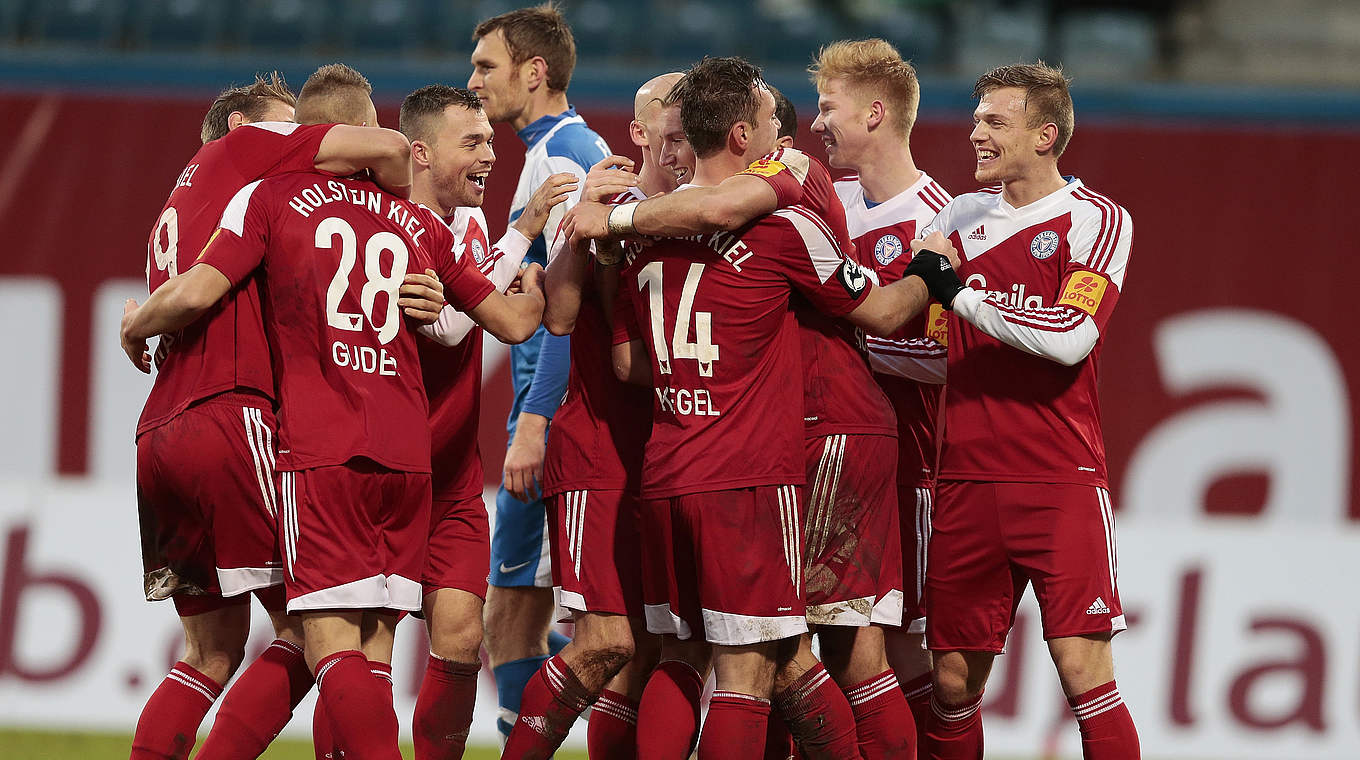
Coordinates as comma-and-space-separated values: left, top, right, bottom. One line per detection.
285, 177, 432, 379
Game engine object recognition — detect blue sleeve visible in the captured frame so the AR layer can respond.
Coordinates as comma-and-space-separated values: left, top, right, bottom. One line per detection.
521, 329, 571, 419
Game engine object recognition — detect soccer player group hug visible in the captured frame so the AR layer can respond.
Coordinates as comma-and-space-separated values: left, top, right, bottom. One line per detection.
119, 4, 1137, 760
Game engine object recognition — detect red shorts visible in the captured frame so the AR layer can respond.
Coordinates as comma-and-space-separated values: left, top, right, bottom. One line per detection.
802, 434, 903, 627
423, 495, 490, 599
925, 481, 1126, 652
640, 485, 808, 646
547, 489, 644, 617
135, 392, 283, 608
277, 460, 431, 613
899, 483, 933, 634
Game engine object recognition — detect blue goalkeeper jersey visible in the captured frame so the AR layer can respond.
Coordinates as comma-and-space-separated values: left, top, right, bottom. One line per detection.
505, 107, 610, 434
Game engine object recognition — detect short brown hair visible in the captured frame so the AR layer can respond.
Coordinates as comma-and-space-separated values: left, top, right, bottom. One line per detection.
200, 72, 296, 144
473, 3, 576, 92
399, 85, 484, 144
769, 85, 797, 141
296, 63, 373, 126
810, 39, 919, 138
973, 61, 1075, 157
667, 56, 764, 159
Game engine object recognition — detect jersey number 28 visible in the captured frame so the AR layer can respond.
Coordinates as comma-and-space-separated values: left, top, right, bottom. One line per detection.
315, 216, 409, 345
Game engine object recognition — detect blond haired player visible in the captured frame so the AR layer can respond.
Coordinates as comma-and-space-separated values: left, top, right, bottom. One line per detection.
900, 62, 1139, 760
809, 38, 954, 755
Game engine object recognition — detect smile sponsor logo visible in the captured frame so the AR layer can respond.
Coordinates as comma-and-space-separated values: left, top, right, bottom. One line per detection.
1031, 229, 1061, 259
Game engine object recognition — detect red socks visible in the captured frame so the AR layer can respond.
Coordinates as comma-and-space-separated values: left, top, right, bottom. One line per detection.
925, 692, 984, 760
637, 659, 705, 760
772, 664, 859, 760
312, 692, 336, 760
844, 670, 915, 759
196, 639, 314, 760
698, 691, 771, 760
1068, 681, 1140, 759
502, 654, 595, 760
900, 672, 933, 751
130, 661, 223, 760
313, 651, 402, 760
413, 654, 481, 760
763, 712, 797, 760
588, 688, 640, 760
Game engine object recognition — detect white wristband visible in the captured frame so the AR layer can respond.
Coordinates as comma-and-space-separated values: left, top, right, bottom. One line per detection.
607, 201, 639, 237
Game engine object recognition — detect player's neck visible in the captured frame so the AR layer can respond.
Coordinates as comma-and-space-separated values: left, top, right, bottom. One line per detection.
409, 173, 446, 217
636, 160, 672, 197
1001, 164, 1066, 208
512, 90, 571, 133
854, 142, 921, 204
693, 153, 746, 187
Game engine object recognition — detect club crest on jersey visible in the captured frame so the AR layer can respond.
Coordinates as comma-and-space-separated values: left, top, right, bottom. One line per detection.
469, 238, 487, 264
1030, 230, 1061, 260
873, 234, 904, 265
837, 258, 868, 297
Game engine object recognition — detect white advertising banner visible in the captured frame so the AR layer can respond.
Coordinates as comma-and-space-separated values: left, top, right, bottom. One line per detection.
2, 479, 1358, 757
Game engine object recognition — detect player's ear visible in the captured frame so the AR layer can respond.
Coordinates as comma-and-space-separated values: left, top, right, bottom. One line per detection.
524, 56, 548, 91
227, 110, 249, 131
866, 99, 886, 131
1034, 121, 1060, 156
410, 139, 433, 168
629, 119, 648, 149
730, 121, 750, 154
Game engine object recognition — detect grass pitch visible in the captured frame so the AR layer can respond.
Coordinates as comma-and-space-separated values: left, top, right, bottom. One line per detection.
0, 729, 590, 759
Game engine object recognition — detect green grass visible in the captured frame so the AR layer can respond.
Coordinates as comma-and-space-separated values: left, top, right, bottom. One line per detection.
0, 729, 590, 760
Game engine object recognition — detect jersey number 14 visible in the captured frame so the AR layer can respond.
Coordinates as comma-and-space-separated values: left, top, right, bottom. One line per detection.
637, 261, 721, 377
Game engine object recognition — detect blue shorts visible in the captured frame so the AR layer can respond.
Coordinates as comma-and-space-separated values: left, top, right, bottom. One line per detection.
489, 485, 553, 588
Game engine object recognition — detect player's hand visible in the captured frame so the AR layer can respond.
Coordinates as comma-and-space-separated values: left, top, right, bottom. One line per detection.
503, 418, 547, 502
583, 155, 638, 202
399, 269, 445, 325
121, 299, 152, 373
911, 231, 961, 270
513, 173, 579, 240
563, 201, 612, 241
516, 262, 545, 296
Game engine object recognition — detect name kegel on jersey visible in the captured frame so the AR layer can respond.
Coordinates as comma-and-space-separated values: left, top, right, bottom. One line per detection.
655, 386, 722, 417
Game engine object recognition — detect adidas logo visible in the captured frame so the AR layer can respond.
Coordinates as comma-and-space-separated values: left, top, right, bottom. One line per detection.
967, 225, 986, 240
1086, 596, 1111, 615
523, 715, 550, 736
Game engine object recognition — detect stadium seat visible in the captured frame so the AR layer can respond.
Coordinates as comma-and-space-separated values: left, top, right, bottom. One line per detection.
336, 0, 419, 56
237, 0, 328, 53
28, 0, 125, 46
127, 0, 229, 50
1058, 10, 1158, 80
953, 0, 1047, 75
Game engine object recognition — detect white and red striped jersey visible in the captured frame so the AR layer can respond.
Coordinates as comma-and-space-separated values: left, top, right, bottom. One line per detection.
417, 206, 532, 501
838, 173, 952, 486
926, 178, 1132, 486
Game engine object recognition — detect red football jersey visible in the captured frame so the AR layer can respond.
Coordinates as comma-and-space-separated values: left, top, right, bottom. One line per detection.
418, 206, 498, 502
740, 149, 894, 438
613, 196, 873, 498
839, 174, 953, 486
926, 179, 1132, 486
137, 122, 335, 436
543, 188, 652, 497
200, 173, 496, 473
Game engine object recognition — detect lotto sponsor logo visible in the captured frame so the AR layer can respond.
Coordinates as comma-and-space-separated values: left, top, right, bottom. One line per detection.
967, 225, 986, 240
738, 159, 787, 179
927, 304, 948, 346
331, 340, 398, 376
1058, 272, 1108, 316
